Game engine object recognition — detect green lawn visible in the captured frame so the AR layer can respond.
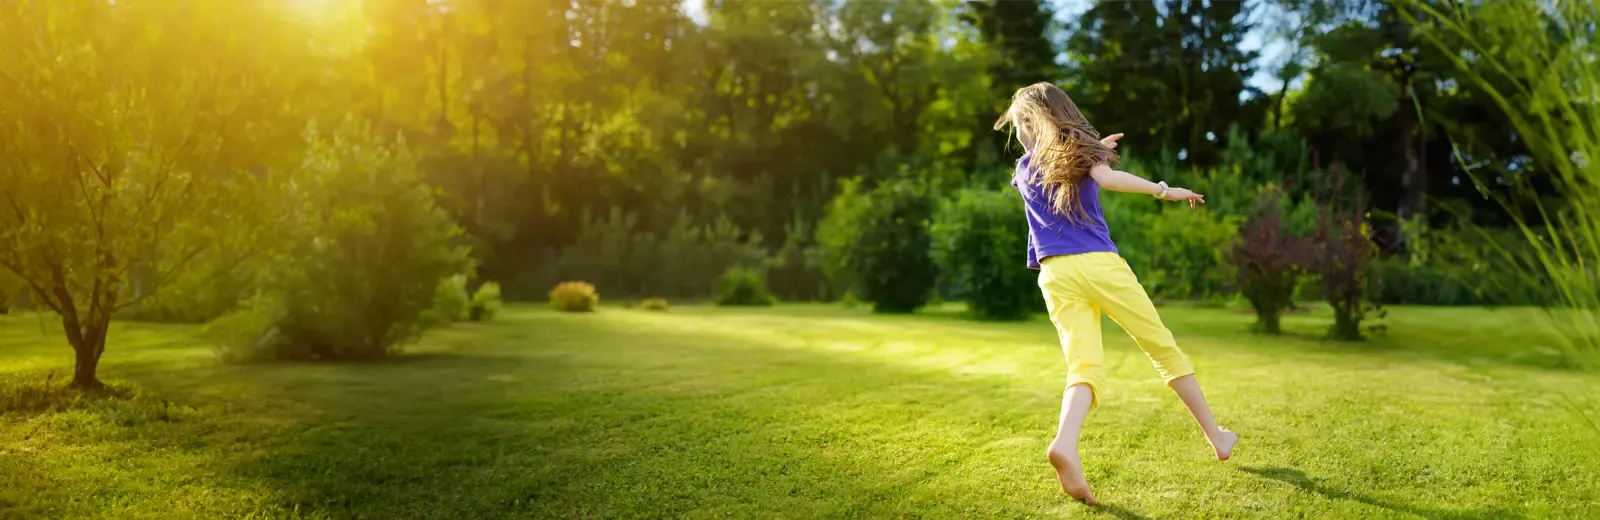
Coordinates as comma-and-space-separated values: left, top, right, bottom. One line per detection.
2, 303, 1598, 519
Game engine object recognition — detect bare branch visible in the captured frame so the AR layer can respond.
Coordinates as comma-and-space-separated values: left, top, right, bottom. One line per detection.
64, 141, 105, 229
0, 255, 62, 314
112, 235, 211, 312
112, 239, 234, 312
3, 190, 25, 223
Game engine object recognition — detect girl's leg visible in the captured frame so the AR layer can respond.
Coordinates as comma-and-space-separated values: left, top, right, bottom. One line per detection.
1168, 375, 1239, 460
1048, 383, 1096, 504
1084, 254, 1239, 460
1040, 277, 1103, 503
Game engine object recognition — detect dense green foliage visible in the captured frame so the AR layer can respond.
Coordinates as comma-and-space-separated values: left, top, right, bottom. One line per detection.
930, 187, 1039, 320
819, 178, 940, 314
542, 209, 767, 301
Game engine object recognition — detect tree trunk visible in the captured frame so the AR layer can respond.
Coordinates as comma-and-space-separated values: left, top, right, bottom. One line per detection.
1394, 78, 1425, 258
1329, 302, 1363, 342
1397, 114, 1424, 220
69, 328, 107, 390
1255, 309, 1282, 335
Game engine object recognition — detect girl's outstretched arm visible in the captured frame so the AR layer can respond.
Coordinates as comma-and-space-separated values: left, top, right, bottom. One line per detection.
1089, 164, 1206, 207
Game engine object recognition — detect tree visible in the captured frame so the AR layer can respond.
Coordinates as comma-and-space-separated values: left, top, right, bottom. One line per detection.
0, 0, 309, 388
1293, 2, 1434, 223
965, 0, 1060, 167
1068, 0, 1264, 168
1283, 0, 1535, 252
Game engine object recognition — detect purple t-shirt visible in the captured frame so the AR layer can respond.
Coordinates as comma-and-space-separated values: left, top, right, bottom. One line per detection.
1012, 153, 1117, 270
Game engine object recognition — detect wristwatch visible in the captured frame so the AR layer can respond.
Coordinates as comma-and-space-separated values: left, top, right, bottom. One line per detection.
1154, 181, 1170, 200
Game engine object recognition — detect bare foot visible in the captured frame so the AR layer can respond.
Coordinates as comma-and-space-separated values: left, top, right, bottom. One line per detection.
1046, 441, 1095, 505
1209, 428, 1239, 461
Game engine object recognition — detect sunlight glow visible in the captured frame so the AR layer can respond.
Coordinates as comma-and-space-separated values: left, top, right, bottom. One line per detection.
283, 0, 357, 23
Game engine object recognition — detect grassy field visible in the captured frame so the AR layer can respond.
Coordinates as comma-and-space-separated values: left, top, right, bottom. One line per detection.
1, 303, 1598, 519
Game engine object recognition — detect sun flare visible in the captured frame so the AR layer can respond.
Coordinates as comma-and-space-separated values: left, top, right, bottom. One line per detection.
282, 0, 356, 22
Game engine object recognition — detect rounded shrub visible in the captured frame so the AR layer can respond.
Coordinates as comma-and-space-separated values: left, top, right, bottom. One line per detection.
714, 266, 776, 306
817, 177, 938, 313
248, 120, 470, 362
929, 187, 1039, 321
550, 281, 599, 312
468, 282, 503, 321
640, 298, 670, 311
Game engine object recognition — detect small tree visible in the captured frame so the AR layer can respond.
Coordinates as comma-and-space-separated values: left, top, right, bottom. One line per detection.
1305, 162, 1380, 341
265, 123, 470, 360
0, 1, 309, 388
930, 187, 1039, 320
1228, 186, 1309, 334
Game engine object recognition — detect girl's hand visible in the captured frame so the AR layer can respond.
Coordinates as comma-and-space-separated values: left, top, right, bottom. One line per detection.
1100, 133, 1124, 150
1163, 187, 1206, 209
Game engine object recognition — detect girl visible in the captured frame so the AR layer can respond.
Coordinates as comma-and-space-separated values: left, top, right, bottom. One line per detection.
996, 82, 1238, 504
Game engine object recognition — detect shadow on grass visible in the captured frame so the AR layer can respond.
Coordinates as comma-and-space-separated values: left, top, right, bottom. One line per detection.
1091, 502, 1153, 520
1216, 319, 1578, 373
1238, 466, 1524, 520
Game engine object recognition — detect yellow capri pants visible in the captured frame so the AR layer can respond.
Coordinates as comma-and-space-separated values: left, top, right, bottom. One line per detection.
1039, 252, 1195, 409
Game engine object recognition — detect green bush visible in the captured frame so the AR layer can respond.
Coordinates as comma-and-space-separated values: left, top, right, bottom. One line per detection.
1114, 204, 1243, 301
930, 187, 1039, 321
714, 266, 777, 306
1370, 225, 1541, 307
468, 282, 502, 321
1371, 260, 1474, 306
817, 178, 938, 313
640, 298, 670, 311
424, 274, 471, 327
550, 281, 599, 312
253, 121, 469, 361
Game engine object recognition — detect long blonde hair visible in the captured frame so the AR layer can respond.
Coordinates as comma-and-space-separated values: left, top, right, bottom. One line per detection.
994, 82, 1120, 222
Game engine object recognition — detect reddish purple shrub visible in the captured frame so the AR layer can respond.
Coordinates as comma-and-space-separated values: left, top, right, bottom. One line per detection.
1228, 186, 1309, 334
